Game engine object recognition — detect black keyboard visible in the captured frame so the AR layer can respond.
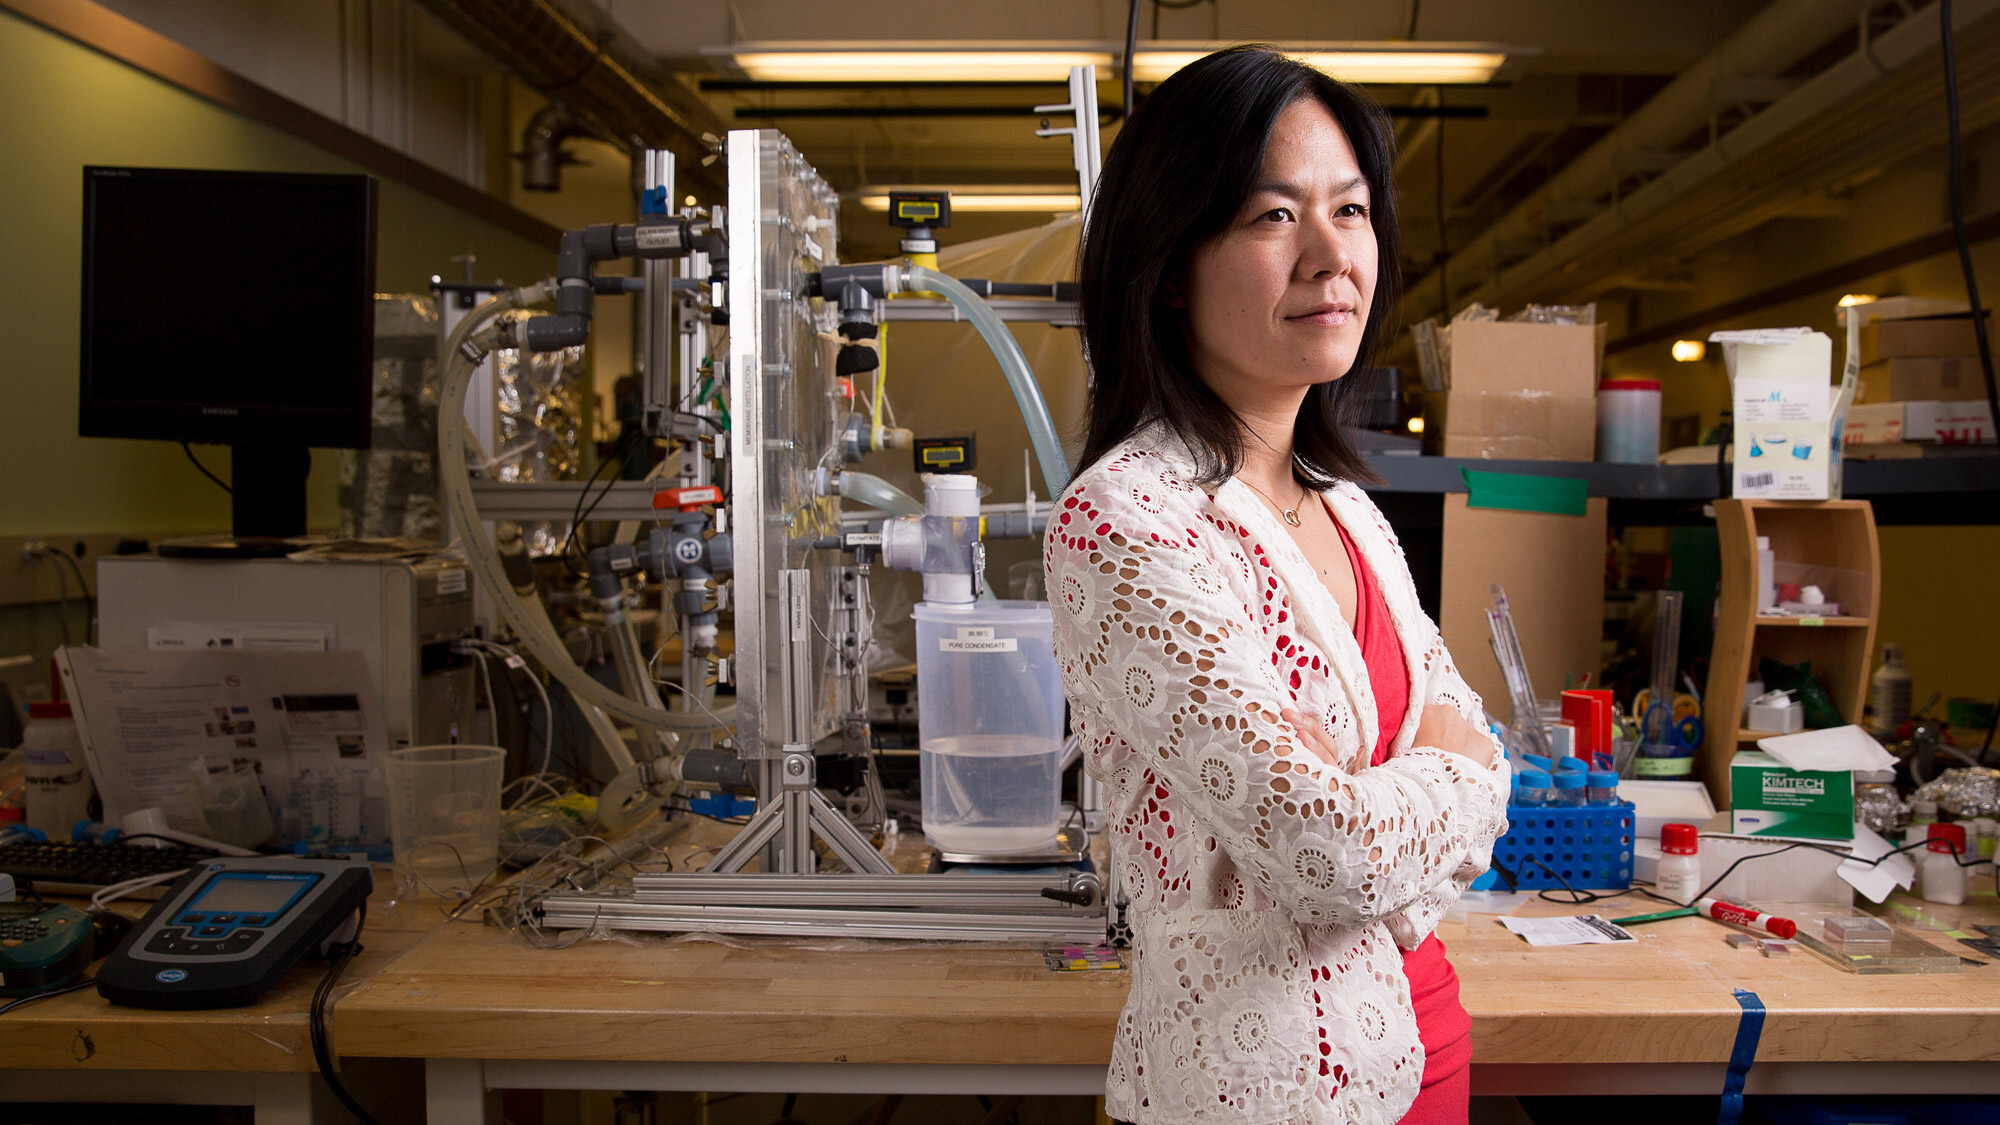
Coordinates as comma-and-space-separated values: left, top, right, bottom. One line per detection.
0, 840, 221, 896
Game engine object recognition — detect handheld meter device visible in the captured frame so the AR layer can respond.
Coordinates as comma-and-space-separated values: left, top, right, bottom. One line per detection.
0, 901, 93, 996
96, 856, 372, 1009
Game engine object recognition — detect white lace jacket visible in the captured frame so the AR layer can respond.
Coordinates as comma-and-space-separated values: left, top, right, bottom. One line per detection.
1045, 429, 1512, 1125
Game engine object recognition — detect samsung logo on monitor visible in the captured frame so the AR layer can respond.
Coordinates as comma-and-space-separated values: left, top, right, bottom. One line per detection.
202, 406, 239, 416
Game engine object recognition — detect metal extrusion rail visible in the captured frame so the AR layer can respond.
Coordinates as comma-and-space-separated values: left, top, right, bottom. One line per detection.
536, 896, 1110, 944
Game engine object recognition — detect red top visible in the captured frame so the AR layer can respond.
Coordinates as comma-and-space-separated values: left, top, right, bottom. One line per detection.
1334, 512, 1474, 1092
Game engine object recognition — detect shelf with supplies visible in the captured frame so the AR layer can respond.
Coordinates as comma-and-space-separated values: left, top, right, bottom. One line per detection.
1698, 499, 1881, 804
1360, 448, 2000, 525
1753, 614, 1872, 627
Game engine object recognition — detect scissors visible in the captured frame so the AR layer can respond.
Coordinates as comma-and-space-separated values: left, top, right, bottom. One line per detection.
1642, 700, 1705, 753
1632, 689, 1700, 727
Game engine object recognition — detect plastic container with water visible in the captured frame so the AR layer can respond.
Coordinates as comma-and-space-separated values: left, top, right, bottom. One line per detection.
913, 600, 1065, 856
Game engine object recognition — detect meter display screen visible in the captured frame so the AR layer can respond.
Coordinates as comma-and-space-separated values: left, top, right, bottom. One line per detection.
187, 872, 318, 916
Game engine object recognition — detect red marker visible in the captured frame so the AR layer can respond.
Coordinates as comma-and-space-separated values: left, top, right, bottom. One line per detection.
1696, 897, 1797, 939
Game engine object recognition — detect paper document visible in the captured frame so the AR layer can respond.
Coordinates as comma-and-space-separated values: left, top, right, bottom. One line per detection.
1836, 822, 1917, 903
1499, 914, 1636, 947
1757, 725, 1899, 773
56, 646, 390, 849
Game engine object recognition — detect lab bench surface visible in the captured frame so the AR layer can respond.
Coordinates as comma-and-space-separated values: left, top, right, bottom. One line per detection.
332, 892, 2000, 1122
0, 881, 437, 1120
12, 875, 2000, 1122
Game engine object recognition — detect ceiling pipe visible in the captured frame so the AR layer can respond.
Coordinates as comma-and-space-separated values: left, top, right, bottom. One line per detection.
518, 102, 588, 191
1449, 0, 2000, 315
1399, 0, 1867, 322
411, 0, 727, 196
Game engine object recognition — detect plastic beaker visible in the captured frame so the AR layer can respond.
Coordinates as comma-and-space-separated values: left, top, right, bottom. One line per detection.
383, 745, 504, 896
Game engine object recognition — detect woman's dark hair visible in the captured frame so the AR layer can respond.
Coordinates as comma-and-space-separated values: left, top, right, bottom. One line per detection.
1076, 46, 1402, 487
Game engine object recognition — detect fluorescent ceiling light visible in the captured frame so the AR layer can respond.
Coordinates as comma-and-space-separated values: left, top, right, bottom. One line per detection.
712, 41, 1510, 85
725, 47, 1113, 83
858, 187, 1080, 213
1133, 45, 1506, 84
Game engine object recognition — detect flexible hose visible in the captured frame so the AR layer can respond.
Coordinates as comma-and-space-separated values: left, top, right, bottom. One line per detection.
839, 471, 924, 516
435, 289, 737, 734
902, 266, 1070, 497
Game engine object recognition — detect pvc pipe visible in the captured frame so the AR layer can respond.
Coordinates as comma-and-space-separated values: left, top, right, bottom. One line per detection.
901, 266, 1070, 497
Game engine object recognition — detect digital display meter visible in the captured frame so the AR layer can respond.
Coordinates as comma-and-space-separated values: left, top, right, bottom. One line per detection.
96, 856, 372, 1009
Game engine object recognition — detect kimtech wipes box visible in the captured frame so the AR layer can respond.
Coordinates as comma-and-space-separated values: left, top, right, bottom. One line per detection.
1730, 750, 1855, 842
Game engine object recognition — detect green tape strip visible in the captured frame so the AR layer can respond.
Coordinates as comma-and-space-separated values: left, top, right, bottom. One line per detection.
1460, 468, 1589, 516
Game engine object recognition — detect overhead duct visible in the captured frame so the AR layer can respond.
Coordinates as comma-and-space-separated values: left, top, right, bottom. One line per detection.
1429, 0, 2000, 317
1399, 0, 1877, 322
412, 0, 726, 196
518, 103, 588, 192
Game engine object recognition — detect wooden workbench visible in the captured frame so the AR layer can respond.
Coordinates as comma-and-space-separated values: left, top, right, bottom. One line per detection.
333, 890, 2000, 1123
0, 884, 436, 1122
11, 855, 2000, 1123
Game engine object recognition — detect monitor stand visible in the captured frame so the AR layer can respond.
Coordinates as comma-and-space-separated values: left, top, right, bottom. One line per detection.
158, 442, 313, 559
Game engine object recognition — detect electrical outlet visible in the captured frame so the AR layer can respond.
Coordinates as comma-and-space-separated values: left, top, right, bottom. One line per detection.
21, 539, 46, 560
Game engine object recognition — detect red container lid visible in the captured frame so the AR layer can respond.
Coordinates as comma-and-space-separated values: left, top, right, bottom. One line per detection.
1600, 378, 1661, 391
26, 701, 71, 720
1661, 822, 1700, 855
1928, 821, 1967, 853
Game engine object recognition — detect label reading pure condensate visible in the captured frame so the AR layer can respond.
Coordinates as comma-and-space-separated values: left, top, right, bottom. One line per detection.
436, 569, 468, 595
941, 626, 1015, 653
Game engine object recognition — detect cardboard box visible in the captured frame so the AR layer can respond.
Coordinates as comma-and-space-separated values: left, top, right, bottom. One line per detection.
1861, 313, 1994, 364
1422, 391, 1596, 460
1845, 400, 1995, 445
1716, 329, 1841, 500
1906, 399, 1995, 444
1729, 750, 1855, 842
1430, 321, 1598, 461
1857, 355, 1991, 403
1842, 401, 1906, 444
1439, 494, 1606, 722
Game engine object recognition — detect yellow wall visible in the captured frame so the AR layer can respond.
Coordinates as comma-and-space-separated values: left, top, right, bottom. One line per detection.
0, 9, 558, 538
1878, 524, 2000, 719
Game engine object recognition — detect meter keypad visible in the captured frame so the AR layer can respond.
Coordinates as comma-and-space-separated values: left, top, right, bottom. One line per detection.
0, 918, 51, 943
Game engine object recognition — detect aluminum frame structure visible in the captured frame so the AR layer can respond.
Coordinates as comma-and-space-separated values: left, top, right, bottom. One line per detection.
531, 129, 1116, 944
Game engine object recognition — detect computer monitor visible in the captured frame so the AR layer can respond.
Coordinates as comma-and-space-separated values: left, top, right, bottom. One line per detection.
79, 166, 378, 545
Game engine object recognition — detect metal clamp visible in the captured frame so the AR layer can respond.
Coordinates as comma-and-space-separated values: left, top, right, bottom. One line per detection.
779, 746, 815, 790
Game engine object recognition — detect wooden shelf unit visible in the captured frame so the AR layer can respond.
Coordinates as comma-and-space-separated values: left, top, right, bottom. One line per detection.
1697, 499, 1880, 804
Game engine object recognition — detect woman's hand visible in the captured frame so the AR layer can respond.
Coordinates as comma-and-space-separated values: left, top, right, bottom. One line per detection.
1279, 709, 1343, 768
1413, 703, 1497, 769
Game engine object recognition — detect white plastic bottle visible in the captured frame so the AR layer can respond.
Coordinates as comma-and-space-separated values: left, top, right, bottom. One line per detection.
1756, 536, 1777, 614
1870, 643, 1912, 735
1657, 823, 1701, 904
1922, 822, 1968, 906
22, 701, 93, 839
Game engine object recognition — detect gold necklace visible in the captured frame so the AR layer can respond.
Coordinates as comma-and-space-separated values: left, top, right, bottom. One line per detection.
1240, 475, 1310, 527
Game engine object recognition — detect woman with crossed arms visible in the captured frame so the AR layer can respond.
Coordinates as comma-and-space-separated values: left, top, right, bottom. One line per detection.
1046, 47, 1512, 1125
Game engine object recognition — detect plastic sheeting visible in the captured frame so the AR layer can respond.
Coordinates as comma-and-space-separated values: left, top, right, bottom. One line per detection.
340, 295, 586, 554
492, 310, 585, 559
340, 295, 443, 541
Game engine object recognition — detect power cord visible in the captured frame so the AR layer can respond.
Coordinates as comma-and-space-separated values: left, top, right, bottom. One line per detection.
0, 975, 97, 1014
180, 442, 233, 495
309, 903, 380, 1125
